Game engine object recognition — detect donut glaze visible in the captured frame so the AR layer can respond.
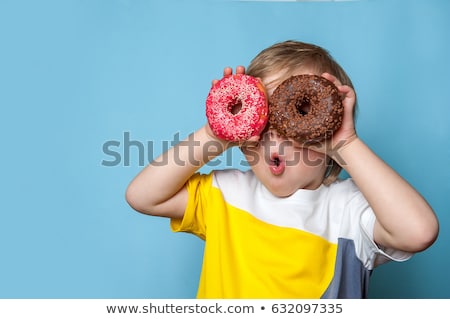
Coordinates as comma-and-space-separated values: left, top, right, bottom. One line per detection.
206, 74, 268, 141
268, 74, 343, 143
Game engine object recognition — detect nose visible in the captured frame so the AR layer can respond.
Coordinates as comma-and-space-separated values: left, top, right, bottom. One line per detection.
262, 129, 283, 142
261, 129, 289, 154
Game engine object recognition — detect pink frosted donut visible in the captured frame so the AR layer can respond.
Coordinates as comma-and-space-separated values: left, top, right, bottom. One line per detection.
206, 74, 268, 141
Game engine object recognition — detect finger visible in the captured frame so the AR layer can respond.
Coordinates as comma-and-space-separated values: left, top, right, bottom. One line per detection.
338, 85, 357, 123
247, 135, 261, 143
339, 85, 356, 99
212, 65, 247, 87
236, 65, 246, 74
321, 72, 342, 87
212, 67, 233, 87
223, 66, 233, 77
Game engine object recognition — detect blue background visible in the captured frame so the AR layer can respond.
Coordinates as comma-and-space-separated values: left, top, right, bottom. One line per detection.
0, 0, 449, 298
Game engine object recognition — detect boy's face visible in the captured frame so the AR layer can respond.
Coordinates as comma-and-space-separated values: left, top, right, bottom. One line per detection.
241, 68, 329, 197
242, 130, 328, 197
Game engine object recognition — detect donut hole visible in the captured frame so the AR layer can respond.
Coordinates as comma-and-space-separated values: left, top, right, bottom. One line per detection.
295, 97, 311, 116
229, 99, 243, 115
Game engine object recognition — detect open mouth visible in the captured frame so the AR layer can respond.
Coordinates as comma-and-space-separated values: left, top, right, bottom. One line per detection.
269, 154, 285, 176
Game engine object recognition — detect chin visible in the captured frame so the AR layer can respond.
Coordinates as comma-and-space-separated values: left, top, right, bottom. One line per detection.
265, 182, 297, 198
272, 190, 296, 198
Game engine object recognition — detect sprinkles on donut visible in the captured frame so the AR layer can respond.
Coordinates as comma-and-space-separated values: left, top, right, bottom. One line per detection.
206, 74, 268, 141
268, 74, 344, 143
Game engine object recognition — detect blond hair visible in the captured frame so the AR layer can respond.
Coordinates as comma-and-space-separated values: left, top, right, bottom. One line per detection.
247, 40, 357, 185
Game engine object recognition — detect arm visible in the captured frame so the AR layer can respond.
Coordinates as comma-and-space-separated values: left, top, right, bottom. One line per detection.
126, 66, 246, 219
321, 74, 439, 253
125, 124, 229, 218
336, 138, 438, 252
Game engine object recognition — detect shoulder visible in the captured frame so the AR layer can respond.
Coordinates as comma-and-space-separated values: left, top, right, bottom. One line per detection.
327, 178, 359, 192
188, 169, 256, 196
325, 178, 363, 202
212, 169, 257, 188
210, 169, 261, 206
323, 178, 372, 225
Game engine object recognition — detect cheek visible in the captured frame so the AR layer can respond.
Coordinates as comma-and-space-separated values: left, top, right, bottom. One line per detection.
306, 149, 327, 162
242, 146, 264, 167
287, 149, 327, 168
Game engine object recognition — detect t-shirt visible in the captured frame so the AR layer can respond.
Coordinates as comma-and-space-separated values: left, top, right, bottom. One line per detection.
171, 169, 412, 298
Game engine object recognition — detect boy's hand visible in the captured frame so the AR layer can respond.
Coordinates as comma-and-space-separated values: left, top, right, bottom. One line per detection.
307, 73, 358, 158
211, 66, 246, 87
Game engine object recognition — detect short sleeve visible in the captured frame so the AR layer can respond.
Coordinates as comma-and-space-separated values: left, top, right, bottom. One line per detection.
356, 191, 414, 268
170, 172, 213, 240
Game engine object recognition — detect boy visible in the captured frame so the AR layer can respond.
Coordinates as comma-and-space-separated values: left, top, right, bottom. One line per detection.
126, 40, 438, 298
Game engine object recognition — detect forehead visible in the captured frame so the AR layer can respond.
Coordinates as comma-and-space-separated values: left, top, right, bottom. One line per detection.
262, 67, 318, 96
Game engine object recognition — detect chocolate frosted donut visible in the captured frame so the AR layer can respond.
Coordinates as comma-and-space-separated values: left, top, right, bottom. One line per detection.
269, 74, 343, 143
